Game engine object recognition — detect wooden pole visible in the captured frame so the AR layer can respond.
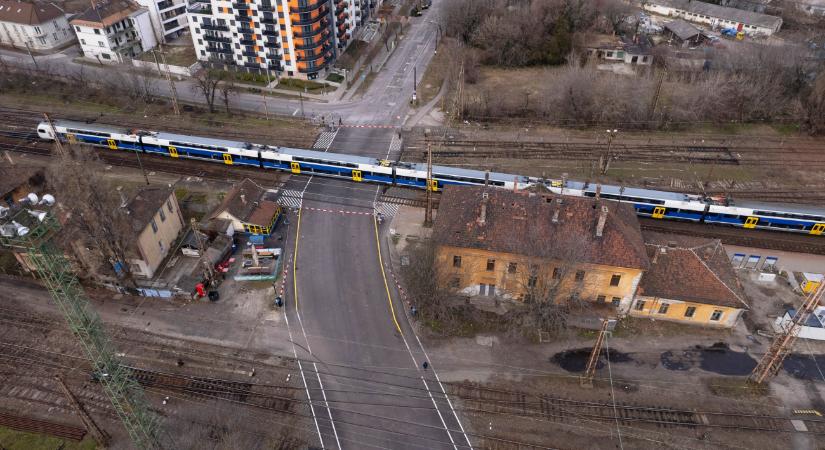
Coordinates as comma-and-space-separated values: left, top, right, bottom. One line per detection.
424, 143, 433, 227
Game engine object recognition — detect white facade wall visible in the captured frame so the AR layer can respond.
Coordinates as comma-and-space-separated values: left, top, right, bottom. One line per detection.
0, 15, 74, 51
73, 9, 157, 63
643, 3, 778, 36
134, 0, 188, 43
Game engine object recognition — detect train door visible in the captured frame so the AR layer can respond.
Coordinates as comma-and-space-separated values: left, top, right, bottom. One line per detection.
428, 179, 438, 192
223, 153, 233, 165
290, 162, 301, 174
169, 146, 179, 158
106, 138, 118, 150
352, 170, 363, 182
812, 224, 825, 236
652, 206, 666, 219
744, 217, 759, 229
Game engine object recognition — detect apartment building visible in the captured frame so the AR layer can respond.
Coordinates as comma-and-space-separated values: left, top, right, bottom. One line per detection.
134, 0, 188, 43
0, 0, 74, 51
187, 0, 379, 80
71, 0, 157, 63
432, 186, 650, 314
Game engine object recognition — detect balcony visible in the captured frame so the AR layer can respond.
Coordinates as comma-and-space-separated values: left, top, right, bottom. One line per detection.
297, 48, 331, 62
231, 2, 249, 9
235, 14, 253, 22
291, 8, 329, 26
244, 62, 263, 69
242, 50, 258, 57
298, 59, 330, 73
262, 28, 278, 36
206, 46, 233, 54
293, 26, 330, 39
200, 22, 229, 31
263, 39, 280, 48
157, 0, 173, 10
239, 38, 256, 45
260, 16, 277, 24
290, 0, 328, 13
203, 34, 231, 43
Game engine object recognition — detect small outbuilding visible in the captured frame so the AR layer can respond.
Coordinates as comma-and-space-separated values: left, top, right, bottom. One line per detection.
209, 178, 282, 235
664, 19, 704, 47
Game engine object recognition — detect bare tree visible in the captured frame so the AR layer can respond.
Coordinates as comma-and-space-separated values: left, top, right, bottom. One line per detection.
219, 77, 237, 116
192, 69, 224, 113
47, 144, 138, 287
802, 74, 825, 135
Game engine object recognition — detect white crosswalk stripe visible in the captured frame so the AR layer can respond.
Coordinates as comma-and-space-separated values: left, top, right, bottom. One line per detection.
277, 189, 304, 209
388, 133, 402, 156
373, 202, 400, 219
312, 130, 338, 150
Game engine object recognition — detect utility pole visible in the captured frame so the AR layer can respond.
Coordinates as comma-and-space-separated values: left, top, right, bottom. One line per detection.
412, 65, 417, 105
153, 49, 180, 116
600, 129, 618, 175
299, 92, 305, 118
0, 204, 162, 449
750, 282, 825, 385
454, 62, 465, 122
24, 42, 38, 70
43, 114, 65, 156
424, 143, 433, 227
648, 70, 665, 122
581, 319, 611, 386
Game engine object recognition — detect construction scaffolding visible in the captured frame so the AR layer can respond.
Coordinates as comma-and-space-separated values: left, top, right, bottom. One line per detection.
750, 281, 825, 385
0, 203, 161, 449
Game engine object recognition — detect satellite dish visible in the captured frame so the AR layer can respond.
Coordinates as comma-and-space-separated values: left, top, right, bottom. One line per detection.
39, 194, 55, 206
12, 221, 29, 236
28, 210, 47, 222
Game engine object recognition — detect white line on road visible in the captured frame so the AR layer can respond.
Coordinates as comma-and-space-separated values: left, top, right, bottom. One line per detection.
293, 108, 300, 116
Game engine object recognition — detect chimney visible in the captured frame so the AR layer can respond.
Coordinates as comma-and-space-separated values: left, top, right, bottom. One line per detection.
596, 205, 608, 238
552, 198, 561, 223
595, 184, 602, 202
478, 192, 489, 225
117, 186, 128, 208
240, 194, 246, 204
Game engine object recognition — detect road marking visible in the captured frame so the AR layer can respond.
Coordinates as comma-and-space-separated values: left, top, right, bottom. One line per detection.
293, 108, 300, 116
373, 214, 402, 335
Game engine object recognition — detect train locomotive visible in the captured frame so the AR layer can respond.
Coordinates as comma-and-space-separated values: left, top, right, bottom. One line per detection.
37, 120, 825, 236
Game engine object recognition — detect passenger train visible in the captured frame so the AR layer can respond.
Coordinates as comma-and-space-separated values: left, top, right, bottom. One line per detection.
37, 120, 825, 236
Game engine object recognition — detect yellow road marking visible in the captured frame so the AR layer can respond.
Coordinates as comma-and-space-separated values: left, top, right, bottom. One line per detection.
374, 215, 403, 335
293, 207, 302, 311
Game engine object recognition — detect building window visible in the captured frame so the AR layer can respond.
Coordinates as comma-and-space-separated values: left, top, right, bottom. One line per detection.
552, 267, 561, 279
610, 274, 621, 286
99, 41, 104, 47
635, 300, 645, 311
450, 277, 460, 289
575, 270, 585, 282
167, 199, 174, 213
102, 53, 110, 59
159, 208, 166, 222
486, 259, 495, 271
658, 303, 670, 314
710, 310, 723, 321
81, 39, 86, 45
34, 26, 41, 34
508, 262, 517, 274
611, 297, 621, 306
94, 28, 100, 34
596, 295, 606, 302
452, 255, 461, 268
684, 306, 696, 318
527, 275, 537, 288
151, 219, 158, 233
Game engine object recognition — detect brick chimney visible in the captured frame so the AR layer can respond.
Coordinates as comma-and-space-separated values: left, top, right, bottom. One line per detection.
478, 192, 489, 225
552, 198, 561, 223
596, 205, 608, 238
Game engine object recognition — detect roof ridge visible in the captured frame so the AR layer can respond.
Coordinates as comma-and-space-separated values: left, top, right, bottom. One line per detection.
688, 243, 748, 308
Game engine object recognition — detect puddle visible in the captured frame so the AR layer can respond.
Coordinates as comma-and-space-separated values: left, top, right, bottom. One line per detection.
783, 354, 825, 380
660, 343, 757, 376
552, 348, 632, 373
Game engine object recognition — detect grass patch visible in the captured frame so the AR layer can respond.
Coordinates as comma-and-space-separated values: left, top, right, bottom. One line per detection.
230, 71, 270, 86
276, 78, 330, 94
706, 377, 769, 399
174, 188, 189, 200
772, 123, 801, 135
138, 43, 197, 67
417, 41, 450, 105
326, 73, 345, 83
0, 425, 98, 450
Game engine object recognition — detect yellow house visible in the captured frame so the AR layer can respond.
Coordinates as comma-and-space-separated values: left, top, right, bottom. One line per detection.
631, 232, 749, 328
432, 186, 650, 313
126, 187, 185, 279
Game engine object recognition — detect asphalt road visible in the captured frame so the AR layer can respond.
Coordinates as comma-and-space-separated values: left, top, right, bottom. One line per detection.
277, 118, 470, 449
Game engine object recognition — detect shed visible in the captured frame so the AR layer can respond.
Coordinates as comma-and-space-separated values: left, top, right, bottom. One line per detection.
664, 19, 704, 47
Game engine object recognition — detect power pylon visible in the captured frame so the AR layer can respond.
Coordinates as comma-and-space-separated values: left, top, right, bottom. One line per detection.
1, 127, 162, 448
750, 282, 825, 385
581, 319, 610, 386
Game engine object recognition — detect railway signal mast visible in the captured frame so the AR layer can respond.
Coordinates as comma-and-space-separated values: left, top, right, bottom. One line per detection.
0, 197, 162, 449
750, 281, 825, 384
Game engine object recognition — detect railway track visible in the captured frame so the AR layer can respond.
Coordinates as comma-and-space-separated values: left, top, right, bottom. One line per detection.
0, 411, 87, 441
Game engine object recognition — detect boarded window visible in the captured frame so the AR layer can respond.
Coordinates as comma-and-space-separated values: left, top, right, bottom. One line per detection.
575, 270, 585, 281
508, 262, 517, 274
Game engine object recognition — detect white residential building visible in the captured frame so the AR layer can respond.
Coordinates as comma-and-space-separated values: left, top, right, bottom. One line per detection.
644, 0, 783, 36
70, 0, 157, 63
186, 0, 381, 80
134, 0, 187, 44
0, 0, 74, 51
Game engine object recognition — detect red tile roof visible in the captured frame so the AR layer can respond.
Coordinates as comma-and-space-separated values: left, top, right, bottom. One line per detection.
639, 232, 749, 309
70, 0, 141, 28
432, 186, 649, 270
0, 0, 63, 26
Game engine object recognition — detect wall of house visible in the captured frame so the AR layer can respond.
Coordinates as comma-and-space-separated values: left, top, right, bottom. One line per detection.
73, 23, 117, 61
643, 3, 779, 36
215, 211, 244, 235
132, 9, 158, 52
132, 192, 184, 278
0, 16, 74, 51
630, 295, 743, 328
436, 245, 643, 313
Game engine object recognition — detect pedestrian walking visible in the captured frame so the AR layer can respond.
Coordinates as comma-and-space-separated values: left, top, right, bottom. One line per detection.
422, 361, 429, 370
